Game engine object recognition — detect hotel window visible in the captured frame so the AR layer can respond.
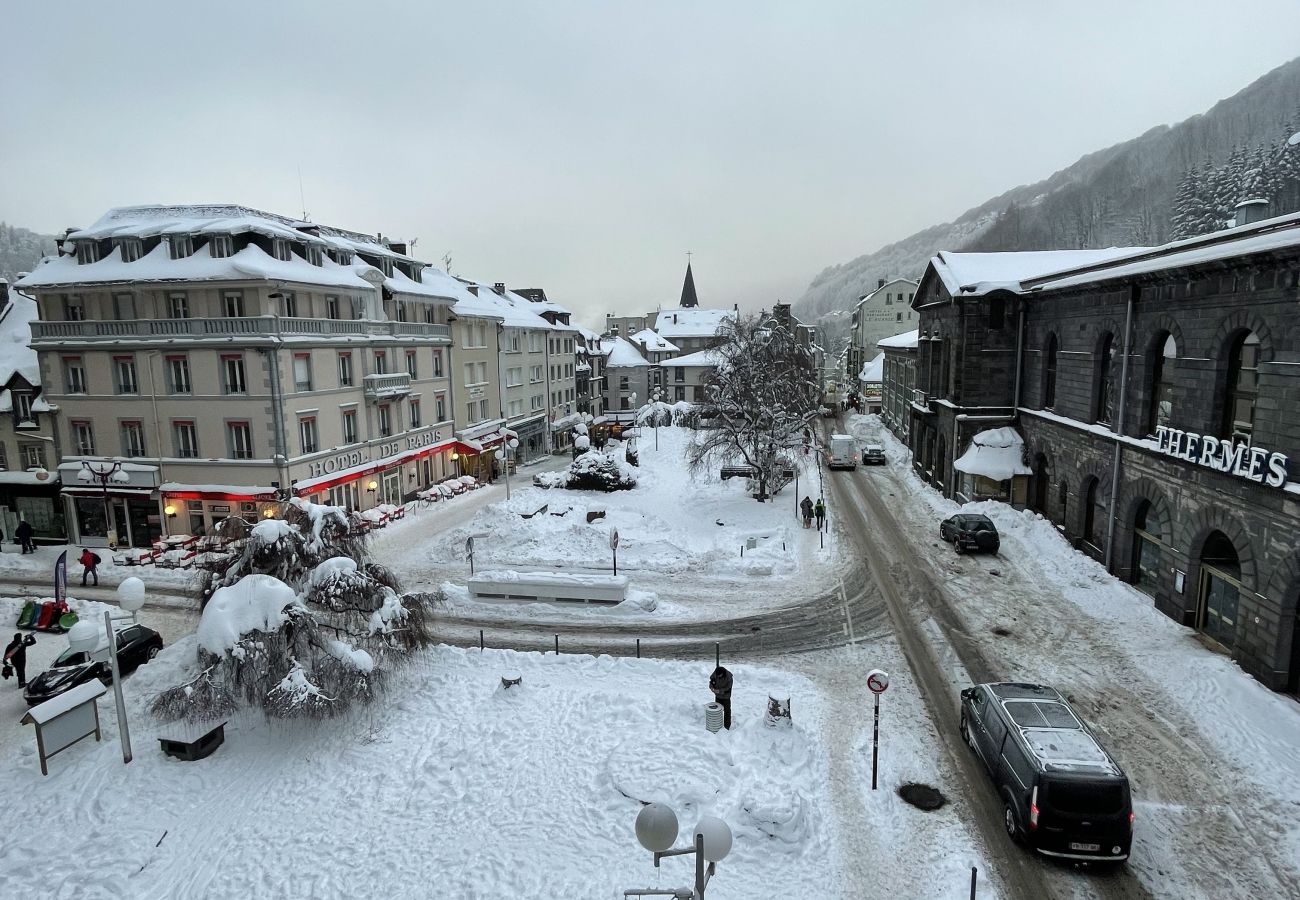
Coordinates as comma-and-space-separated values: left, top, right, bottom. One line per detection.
21, 443, 43, 469
114, 356, 139, 394
228, 421, 254, 459
305, 244, 323, 266
223, 355, 247, 394
169, 292, 190, 319
223, 290, 244, 317
121, 421, 146, 458
72, 421, 95, 455
210, 234, 233, 258
338, 352, 354, 387
374, 351, 388, 375
75, 241, 99, 264
293, 354, 313, 392
378, 404, 392, 437
167, 356, 192, 394
432, 350, 443, 377
1148, 334, 1177, 435
424, 306, 437, 325
396, 302, 407, 323
117, 239, 142, 262
112, 292, 136, 320
1042, 334, 1058, 409
174, 421, 199, 458
64, 358, 87, 394
280, 292, 298, 317
299, 417, 318, 454
341, 409, 358, 444
1222, 331, 1260, 445
62, 294, 85, 320
406, 351, 418, 379
435, 392, 446, 422
168, 235, 192, 259
410, 399, 422, 428
326, 295, 340, 319
273, 239, 291, 261
352, 296, 367, 319
478, 399, 490, 420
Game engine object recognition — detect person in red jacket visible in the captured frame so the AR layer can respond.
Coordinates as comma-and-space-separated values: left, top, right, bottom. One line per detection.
79, 548, 100, 587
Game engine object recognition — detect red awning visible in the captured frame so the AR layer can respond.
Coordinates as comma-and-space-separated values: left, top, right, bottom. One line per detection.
294, 439, 456, 497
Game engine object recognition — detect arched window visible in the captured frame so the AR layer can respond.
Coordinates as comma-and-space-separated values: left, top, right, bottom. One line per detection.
1132, 500, 1168, 596
1148, 334, 1176, 435
1043, 334, 1058, 409
1199, 531, 1242, 647
1223, 331, 1260, 444
1082, 477, 1104, 550
1095, 333, 1115, 424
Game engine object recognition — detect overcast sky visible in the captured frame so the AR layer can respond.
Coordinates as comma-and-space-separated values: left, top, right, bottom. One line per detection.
4, 1, 1300, 329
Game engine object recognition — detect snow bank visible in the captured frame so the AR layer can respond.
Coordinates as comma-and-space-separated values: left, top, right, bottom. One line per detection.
197, 574, 302, 655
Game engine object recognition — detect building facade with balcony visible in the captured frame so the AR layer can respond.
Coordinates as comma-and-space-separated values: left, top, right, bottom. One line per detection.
15, 204, 458, 545
907, 218, 1300, 693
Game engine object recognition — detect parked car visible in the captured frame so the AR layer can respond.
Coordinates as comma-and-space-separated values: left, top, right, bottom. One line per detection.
939, 513, 1000, 554
861, 444, 886, 465
23, 624, 163, 706
959, 682, 1134, 863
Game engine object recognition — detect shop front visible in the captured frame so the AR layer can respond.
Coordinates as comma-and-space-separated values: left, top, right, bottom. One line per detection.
508, 414, 548, 465
59, 461, 162, 549
0, 470, 66, 545
294, 423, 459, 509
158, 485, 280, 538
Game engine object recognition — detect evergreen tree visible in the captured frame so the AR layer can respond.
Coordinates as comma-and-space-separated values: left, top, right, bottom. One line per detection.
1170, 167, 1203, 240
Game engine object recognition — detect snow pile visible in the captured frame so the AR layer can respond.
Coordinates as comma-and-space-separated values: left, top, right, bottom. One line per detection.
952, 427, 1032, 480
305, 555, 359, 590
250, 518, 294, 545
287, 497, 349, 551
196, 574, 302, 656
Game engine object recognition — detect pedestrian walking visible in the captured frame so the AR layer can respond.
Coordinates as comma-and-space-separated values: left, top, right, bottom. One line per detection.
814, 498, 826, 531
709, 665, 734, 730
800, 496, 814, 529
4, 632, 36, 688
80, 547, 101, 586
15, 520, 35, 554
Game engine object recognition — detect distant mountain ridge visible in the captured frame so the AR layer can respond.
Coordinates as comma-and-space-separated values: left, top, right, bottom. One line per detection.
796, 55, 1300, 332
0, 223, 57, 284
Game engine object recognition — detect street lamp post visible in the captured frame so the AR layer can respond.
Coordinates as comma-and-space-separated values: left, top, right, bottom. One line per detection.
652, 388, 662, 451
65, 577, 146, 766
627, 804, 732, 899
78, 459, 127, 548
498, 437, 521, 500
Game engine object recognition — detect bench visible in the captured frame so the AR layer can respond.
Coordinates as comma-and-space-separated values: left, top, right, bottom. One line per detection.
468, 571, 629, 605
720, 466, 797, 480
159, 721, 227, 762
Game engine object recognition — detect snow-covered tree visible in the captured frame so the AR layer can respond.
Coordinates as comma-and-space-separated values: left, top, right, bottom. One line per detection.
152, 499, 435, 721
684, 313, 819, 499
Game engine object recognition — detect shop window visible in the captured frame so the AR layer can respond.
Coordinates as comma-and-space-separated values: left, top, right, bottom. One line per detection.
1222, 331, 1260, 445
1043, 334, 1058, 409
1095, 333, 1115, 424
1198, 531, 1242, 647
1147, 334, 1177, 435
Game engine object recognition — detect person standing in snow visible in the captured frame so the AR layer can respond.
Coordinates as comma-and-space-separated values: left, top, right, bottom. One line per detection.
80, 547, 100, 586
15, 520, 35, 554
800, 496, 814, 529
4, 633, 36, 688
709, 665, 733, 730
814, 498, 826, 531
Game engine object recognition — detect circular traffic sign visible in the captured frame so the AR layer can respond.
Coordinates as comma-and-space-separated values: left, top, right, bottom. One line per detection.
466, 536, 475, 555
609, 528, 620, 550
866, 669, 890, 694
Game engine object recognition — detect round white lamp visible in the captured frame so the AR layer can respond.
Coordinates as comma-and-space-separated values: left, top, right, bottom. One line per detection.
635, 803, 679, 853
66, 619, 102, 655
117, 576, 146, 613
695, 816, 733, 862
508, 437, 520, 450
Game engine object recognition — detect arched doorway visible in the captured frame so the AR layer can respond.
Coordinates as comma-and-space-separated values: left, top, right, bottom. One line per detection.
1131, 500, 1168, 597
1031, 453, 1049, 512
1198, 531, 1242, 648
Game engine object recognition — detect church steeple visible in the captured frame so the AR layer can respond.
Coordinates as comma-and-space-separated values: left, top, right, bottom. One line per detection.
679, 258, 698, 308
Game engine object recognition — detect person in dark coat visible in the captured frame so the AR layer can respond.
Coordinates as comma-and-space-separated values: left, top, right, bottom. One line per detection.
709, 665, 734, 730
80, 548, 100, 586
15, 520, 35, 554
800, 496, 814, 529
4, 633, 36, 688
814, 498, 826, 531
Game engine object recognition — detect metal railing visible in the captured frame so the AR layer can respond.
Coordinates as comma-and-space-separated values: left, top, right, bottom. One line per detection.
31, 317, 451, 343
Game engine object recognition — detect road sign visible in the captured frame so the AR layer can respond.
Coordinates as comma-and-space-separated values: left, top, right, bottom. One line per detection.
466, 536, 475, 555
867, 669, 890, 694
610, 529, 619, 550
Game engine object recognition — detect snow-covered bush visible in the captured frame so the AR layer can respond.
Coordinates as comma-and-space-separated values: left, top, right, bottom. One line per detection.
152, 498, 436, 722
537, 449, 638, 492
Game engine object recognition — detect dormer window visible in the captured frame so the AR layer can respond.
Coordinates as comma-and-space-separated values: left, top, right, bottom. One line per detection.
379, 258, 394, 277
75, 241, 99, 265
168, 235, 193, 259
117, 238, 143, 263
328, 248, 354, 265
273, 239, 291, 261
210, 234, 233, 258
305, 244, 323, 266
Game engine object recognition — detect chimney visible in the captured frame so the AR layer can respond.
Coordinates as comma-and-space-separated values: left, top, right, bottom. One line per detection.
877, 278, 886, 289
494, 282, 506, 295
388, 241, 407, 255
733, 303, 738, 311
673, 314, 678, 324
1235, 198, 1270, 226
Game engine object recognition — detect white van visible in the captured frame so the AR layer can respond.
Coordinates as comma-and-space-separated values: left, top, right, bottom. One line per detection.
828, 434, 857, 470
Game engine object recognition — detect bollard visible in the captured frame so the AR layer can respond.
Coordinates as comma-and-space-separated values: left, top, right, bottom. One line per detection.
554, 633, 560, 655
479, 629, 484, 651
970, 866, 977, 899
740, 544, 744, 557
636, 638, 641, 659
715, 642, 720, 670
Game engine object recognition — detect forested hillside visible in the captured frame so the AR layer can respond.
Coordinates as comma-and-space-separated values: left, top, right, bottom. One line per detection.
0, 223, 56, 284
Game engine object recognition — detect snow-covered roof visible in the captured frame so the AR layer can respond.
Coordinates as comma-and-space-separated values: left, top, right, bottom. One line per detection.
877, 329, 918, 350
858, 352, 884, 383
604, 336, 649, 368
664, 348, 724, 368
855, 278, 919, 308
653, 306, 734, 339
953, 427, 1032, 481
930, 248, 1145, 298
0, 293, 41, 386
576, 325, 603, 344
631, 328, 679, 353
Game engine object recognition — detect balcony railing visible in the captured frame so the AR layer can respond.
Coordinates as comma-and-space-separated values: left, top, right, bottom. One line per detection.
910, 388, 933, 411
363, 372, 412, 400
30, 316, 451, 344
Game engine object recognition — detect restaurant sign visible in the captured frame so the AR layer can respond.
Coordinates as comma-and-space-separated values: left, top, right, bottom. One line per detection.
1154, 426, 1288, 488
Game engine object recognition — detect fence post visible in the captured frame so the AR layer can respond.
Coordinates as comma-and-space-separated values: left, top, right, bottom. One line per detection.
970, 866, 977, 899
715, 642, 720, 669
554, 633, 560, 655
479, 629, 484, 651
636, 638, 641, 659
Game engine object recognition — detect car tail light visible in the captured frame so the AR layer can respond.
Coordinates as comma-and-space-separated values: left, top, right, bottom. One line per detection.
1029, 787, 1040, 831
1128, 811, 1135, 830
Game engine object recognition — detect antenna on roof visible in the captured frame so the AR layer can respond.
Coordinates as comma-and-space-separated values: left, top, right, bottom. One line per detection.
442, 252, 453, 275
297, 166, 310, 221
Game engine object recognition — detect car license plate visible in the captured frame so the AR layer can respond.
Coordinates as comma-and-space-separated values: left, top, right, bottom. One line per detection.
1069, 843, 1101, 852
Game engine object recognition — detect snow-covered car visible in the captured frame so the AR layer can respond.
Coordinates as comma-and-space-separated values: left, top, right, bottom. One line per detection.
939, 513, 999, 554
23, 624, 163, 706
861, 444, 886, 465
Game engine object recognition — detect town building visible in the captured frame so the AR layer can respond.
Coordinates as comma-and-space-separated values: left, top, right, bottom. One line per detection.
847, 278, 918, 380
877, 329, 917, 443
600, 336, 651, 415
906, 214, 1300, 693
661, 349, 720, 403
15, 204, 461, 545
575, 327, 607, 420
515, 288, 584, 454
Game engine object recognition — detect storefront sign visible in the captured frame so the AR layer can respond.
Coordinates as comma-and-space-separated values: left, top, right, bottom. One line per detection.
468, 386, 485, 400
307, 449, 366, 479
1154, 426, 1289, 488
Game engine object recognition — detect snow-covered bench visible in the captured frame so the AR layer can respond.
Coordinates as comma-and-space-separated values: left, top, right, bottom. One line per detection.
468, 571, 629, 606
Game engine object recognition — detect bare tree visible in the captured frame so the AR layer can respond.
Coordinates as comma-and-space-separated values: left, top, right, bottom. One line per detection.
685, 314, 820, 499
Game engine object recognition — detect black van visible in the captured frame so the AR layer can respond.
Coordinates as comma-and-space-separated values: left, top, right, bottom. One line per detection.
959, 682, 1133, 862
